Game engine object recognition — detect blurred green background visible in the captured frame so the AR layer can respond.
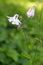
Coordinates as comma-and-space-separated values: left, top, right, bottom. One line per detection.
0, 0, 43, 65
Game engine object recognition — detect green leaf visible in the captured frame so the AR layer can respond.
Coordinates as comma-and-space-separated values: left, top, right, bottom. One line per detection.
6, 49, 19, 62
21, 51, 31, 59
0, 28, 7, 41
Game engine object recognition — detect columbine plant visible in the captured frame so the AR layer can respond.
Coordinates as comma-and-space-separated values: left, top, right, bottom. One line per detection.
27, 6, 35, 18
7, 14, 21, 25
7, 14, 22, 30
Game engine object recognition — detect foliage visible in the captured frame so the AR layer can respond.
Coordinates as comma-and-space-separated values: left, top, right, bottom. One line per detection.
0, 0, 43, 65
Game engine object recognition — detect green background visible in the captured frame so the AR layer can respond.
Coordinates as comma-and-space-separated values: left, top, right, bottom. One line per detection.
0, 0, 43, 65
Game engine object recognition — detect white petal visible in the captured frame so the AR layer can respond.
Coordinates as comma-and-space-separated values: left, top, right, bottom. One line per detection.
12, 19, 21, 25
12, 21, 15, 24
7, 16, 14, 22
27, 6, 35, 18
7, 14, 21, 25
14, 14, 19, 19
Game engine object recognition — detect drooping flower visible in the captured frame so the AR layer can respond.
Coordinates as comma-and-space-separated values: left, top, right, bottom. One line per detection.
7, 14, 21, 25
27, 6, 35, 18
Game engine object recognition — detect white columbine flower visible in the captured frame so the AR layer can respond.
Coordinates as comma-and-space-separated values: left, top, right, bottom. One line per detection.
7, 14, 21, 25
27, 6, 35, 18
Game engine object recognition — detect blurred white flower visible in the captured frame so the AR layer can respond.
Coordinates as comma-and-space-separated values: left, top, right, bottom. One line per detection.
27, 6, 35, 18
7, 14, 21, 25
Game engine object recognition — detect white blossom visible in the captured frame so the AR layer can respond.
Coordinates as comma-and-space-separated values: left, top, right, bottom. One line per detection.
27, 6, 35, 18
7, 14, 21, 25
